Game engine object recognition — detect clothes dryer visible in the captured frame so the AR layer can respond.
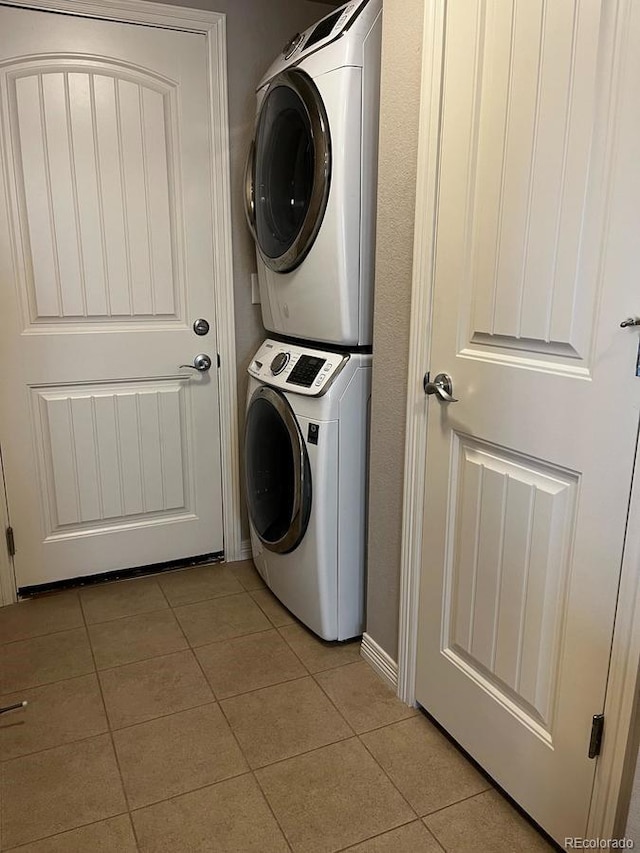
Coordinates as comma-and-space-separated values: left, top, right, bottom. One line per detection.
244, 0, 382, 347
244, 339, 371, 640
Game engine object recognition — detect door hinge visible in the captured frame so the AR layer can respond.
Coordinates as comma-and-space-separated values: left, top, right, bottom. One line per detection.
589, 714, 604, 758
5, 526, 15, 557
217, 353, 220, 368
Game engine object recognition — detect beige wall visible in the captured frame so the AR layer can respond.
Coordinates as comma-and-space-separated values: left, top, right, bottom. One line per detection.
365, 0, 425, 659
147, 0, 333, 538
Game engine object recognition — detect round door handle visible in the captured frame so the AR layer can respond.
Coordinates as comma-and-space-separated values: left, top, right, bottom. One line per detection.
423, 372, 458, 403
179, 354, 212, 372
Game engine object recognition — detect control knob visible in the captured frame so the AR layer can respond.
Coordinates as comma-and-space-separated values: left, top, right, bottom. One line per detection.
270, 352, 290, 375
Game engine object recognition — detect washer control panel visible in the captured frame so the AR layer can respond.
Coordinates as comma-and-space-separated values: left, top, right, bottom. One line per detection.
248, 340, 349, 396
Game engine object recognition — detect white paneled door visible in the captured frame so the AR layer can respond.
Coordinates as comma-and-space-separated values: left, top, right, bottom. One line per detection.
415, 0, 640, 845
0, 6, 224, 588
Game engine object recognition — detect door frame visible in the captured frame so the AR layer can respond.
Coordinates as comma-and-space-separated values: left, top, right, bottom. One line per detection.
0, 0, 243, 598
398, 0, 640, 840
0, 445, 16, 605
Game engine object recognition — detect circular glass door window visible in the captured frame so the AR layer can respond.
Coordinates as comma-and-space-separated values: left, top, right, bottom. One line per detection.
253, 71, 330, 273
244, 387, 312, 553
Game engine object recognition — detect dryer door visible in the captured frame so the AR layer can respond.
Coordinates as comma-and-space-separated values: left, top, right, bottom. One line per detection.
249, 70, 331, 273
244, 386, 312, 553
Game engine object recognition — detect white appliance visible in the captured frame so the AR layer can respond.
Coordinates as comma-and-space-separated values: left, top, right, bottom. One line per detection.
244, 0, 382, 347
244, 339, 371, 640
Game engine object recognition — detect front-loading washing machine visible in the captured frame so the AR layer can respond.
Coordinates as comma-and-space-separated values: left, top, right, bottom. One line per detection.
244, 0, 382, 347
244, 339, 371, 640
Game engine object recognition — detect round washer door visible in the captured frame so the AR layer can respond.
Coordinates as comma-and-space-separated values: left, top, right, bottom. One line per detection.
247, 69, 331, 273
244, 386, 312, 554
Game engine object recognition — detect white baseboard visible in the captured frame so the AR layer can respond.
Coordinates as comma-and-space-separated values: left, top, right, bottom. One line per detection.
360, 632, 399, 692
239, 539, 253, 561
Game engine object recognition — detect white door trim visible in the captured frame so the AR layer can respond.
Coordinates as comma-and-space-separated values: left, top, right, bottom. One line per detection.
398, 0, 640, 840
587, 424, 640, 839
0, 446, 16, 605
0, 0, 242, 593
396, 0, 444, 707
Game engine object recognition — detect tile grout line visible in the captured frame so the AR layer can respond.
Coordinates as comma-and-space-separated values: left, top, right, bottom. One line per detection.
232, 732, 359, 775
82, 576, 261, 629
0, 668, 103, 722
356, 726, 495, 851
153, 576, 172, 609
355, 728, 422, 818
250, 769, 294, 853
0, 630, 95, 705
420, 820, 449, 853
182, 579, 298, 852
308, 664, 420, 737
308, 672, 357, 734
308, 662, 401, 737
106, 694, 218, 736
79, 576, 169, 627
91, 642, 192, 676
303, 658, 433, 835
216, 672, 319, 704
331, 817, 446, 853
186, 621, 294, 853
175, 596, 280, 650
421, 821, 449, 853
212, 671, 312, 703
0, 726, 115, 766
0, 592, 84, 648
98, 586, 256, 845
274, 624, 348, 676
274, 625, 366, 677
419, 786, 493, 820
0, 620, 86, 651
125, 766, 251, 815
190, 625, 279, 658
0, 815, 137, 853
1, 596, 134, 851
80, 586, 141, 852
85, 603, 168, 628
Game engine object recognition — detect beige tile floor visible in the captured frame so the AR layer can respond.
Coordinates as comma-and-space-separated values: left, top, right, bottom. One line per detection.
0, 560, 556, 852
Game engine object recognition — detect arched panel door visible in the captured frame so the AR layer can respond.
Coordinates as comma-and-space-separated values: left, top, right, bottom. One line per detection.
244, 386, 312, 553
0, 6, 226, 589
245, 70, 331, 273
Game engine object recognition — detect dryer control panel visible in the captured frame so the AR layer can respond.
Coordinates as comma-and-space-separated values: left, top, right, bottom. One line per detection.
248, 339, 349, 396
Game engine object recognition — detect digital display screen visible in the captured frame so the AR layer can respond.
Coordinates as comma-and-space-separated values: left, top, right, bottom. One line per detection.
304, 10, 342, 50
287, 355, 326, 387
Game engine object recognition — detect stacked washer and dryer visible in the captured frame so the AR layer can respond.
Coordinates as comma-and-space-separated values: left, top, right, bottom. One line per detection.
243, 0, 382, 641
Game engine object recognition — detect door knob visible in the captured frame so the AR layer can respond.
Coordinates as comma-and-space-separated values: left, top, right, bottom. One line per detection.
179, 354, 212, 372
423, 372, 458, 403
